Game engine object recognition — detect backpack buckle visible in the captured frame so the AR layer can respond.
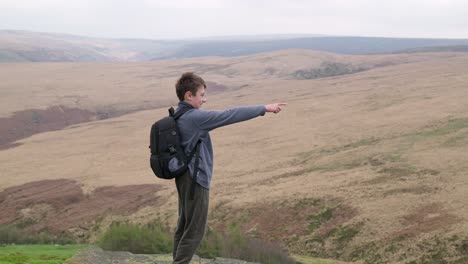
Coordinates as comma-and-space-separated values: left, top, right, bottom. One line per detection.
168, 145, 177, 154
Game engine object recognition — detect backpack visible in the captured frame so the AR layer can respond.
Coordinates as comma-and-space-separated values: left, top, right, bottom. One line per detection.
149, 107, 201, 182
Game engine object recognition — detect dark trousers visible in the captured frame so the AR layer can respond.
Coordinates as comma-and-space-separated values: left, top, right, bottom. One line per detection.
173, 171, 209, 264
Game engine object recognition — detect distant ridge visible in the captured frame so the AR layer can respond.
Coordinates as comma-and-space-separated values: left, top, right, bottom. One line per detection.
392, 45, 468, 53
0, 30, 181, 62
1, 30, 468, 62
165, 36, 468, 59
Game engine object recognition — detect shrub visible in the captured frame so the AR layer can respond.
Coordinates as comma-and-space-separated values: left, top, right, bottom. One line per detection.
197, 223, 296, 264
293, 61, 367, 80
97, 220, 295, 263
97, 221, 172, 254
0, 224, 76, 245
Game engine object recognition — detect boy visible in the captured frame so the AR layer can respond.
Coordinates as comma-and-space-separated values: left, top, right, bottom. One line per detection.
172, 72, 286, 263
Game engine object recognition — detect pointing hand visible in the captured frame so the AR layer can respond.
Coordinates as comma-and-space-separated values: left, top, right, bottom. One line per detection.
265, 103, 287, 114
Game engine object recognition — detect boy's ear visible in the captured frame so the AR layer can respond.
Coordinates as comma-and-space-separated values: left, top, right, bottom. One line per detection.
184, 91, 192, 101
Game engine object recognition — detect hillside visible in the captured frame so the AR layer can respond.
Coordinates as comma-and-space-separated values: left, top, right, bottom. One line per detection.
0, 49, 455, 148
0, 50, 468, 263
393, 45, 468, 53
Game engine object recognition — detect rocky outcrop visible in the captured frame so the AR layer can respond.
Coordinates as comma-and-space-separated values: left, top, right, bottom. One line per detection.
64, 246, 259, 264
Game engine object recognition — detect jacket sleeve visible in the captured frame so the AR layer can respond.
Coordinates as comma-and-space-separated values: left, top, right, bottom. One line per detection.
191, 105, 266, 131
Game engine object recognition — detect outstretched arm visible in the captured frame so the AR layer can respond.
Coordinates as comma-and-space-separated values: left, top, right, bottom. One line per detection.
191, 103, 287, 131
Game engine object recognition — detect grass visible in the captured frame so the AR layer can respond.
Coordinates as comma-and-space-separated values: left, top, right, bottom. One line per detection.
295, 118, 468, 177
291, 117, 465, 182
399, 117, 468, 152
97, 219, 296, 263
411, 118, 468, 138
308, 208, 334, 233
348, 234, 468, 264
333, 226, 360, 245
198, 223, 296, 264
0, 244, 86, 264
269, 121, 458, 256
292, 254, 337, 264
367, 97, 407, 111
274, 125, 450, 182
292, 137, 384, 175
458, 237, 468, 255
443, 131, 468, 147
293, 198, 322, 209
383, 186, 432, 197
97, 220, 173, 254
349, 242, 382, 264
309, 158, 365, 173
298, 137, 381, 160
342, 137, 381, 150
0, 225, 76, 245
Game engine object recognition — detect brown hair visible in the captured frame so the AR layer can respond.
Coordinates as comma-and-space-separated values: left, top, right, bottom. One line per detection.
175, 72, 206, 102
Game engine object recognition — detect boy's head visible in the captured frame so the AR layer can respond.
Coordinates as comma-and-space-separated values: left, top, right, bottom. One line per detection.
175, 72, 207, 109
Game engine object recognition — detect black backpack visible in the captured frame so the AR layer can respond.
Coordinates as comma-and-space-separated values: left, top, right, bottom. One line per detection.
149, 107, 201, 180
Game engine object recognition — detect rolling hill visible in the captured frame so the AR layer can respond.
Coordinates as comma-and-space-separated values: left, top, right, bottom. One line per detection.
0, 49, 467, 263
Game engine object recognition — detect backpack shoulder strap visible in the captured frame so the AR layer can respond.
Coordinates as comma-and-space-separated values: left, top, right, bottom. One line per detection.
170, 107, 193, 120
189, 139, 202, 200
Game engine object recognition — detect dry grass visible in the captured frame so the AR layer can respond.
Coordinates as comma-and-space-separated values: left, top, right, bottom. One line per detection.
1, 50, 468, 262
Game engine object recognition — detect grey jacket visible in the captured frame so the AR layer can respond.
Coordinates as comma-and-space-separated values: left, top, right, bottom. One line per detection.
175, 102, 266, 189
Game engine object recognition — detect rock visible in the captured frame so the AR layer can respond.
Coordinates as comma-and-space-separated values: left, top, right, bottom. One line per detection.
64, 246, 259, 264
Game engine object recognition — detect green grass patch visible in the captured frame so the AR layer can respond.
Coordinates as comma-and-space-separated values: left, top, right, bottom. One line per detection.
454, 255, 468, 264
385, 152, 403, 163
308, 208, 334, 233
365, 165, 440, 185
411, 118, 468, 138
457, 237, 468, 255
331, 225, 360, 247
292, 254, 336, 264
293, 198, 322, 209
297, 137, 381, 162
378, 165, 416, 177
308, 157, 366, 173
349, 242, 382, 264
0, 244, 85, 264
349, 234, 468, 264
295, 118, 468, 179
294, 137, 382, 175
342, 137, 381, 149
443, 130, 468, 147
317, 137, 381, 156
271, 168, 310, 180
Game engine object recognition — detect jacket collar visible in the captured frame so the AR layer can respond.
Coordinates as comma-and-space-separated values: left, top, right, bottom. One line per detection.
177, 101, 194, 111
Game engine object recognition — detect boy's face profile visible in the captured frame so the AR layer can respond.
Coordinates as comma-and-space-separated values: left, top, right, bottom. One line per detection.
185, 85, 206, 109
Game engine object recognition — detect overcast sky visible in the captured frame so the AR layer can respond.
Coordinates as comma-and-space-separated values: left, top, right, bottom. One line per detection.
1, 0, 467, 40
